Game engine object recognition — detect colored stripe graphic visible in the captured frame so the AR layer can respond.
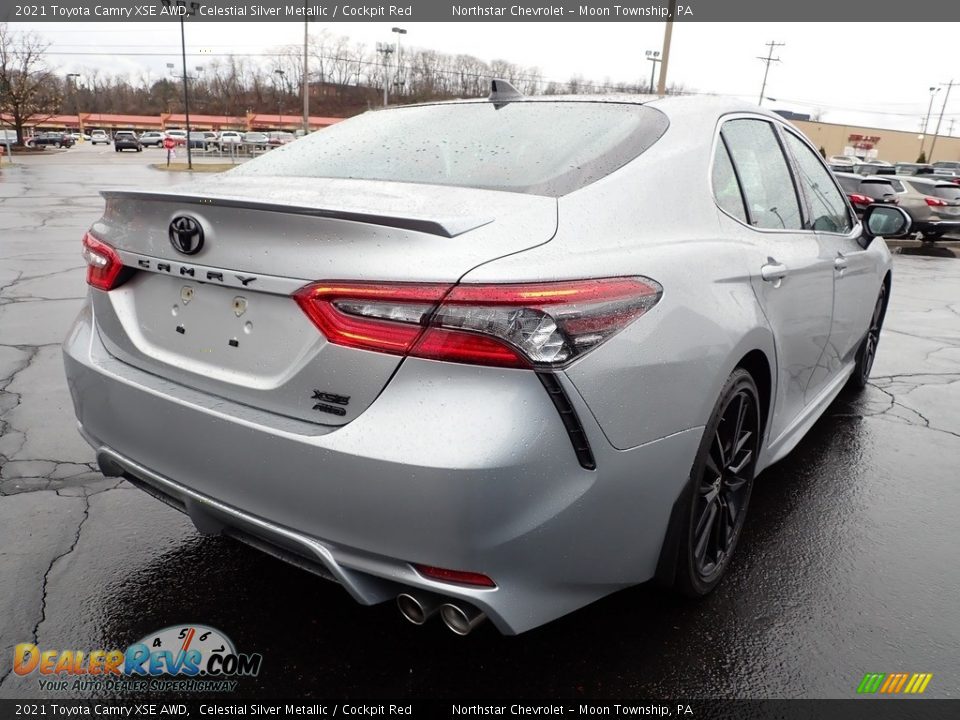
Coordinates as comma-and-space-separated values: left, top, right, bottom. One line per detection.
857, 672, 932, 694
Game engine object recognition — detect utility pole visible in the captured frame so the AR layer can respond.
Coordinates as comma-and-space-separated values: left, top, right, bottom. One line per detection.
302, 4, 309, 135
392, 27, 407, 101
919, 86, 940, 158
656, 0, 677, 95
928, 79, 955, 162
645, 50, 661, 94
161, 0, 200, 170
376, 43, 394, 106
757, 41, 785, 106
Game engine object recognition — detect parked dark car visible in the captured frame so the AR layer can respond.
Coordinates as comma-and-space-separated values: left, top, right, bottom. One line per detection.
895, 162, 935, 176
113, 131, 142, 152
835, 172, 899, 217
27, 132, 75, 148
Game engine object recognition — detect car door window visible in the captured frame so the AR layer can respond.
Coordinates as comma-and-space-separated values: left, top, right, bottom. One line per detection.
712, 139, 748, 223
721, 119, 803, 230
782, 131, 854, 234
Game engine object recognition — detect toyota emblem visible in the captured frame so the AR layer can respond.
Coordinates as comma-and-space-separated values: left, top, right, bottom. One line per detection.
169, 216, 204, 255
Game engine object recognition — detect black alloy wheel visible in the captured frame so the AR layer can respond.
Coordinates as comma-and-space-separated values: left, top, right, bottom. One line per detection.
676, 368, 760, 597
848, 284, 886, 391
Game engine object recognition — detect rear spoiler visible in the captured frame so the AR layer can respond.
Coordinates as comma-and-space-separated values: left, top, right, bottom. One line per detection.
100, 190, 493, 239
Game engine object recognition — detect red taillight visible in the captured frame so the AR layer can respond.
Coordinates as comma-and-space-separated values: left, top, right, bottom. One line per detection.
82, 232, 126, 291
293, 277, 662, 369
413, 564, 496, 588
925, 196, 948, 207
849, 193, 873, 206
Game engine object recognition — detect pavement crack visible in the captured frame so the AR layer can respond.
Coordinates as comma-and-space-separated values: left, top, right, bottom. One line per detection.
0, 492, 91, 690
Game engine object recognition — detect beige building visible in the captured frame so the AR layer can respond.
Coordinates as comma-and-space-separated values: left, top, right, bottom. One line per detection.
791, 119, 960, 164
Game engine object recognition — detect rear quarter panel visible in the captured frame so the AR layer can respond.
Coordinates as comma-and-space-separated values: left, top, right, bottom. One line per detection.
462, 105, 776, 450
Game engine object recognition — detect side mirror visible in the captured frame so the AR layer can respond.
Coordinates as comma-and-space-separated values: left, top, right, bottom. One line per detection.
861, 204, 912, 245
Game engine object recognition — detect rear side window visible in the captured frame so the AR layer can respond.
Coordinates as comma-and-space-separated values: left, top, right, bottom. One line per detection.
860, 180, 896, 200
712, 140, 748, 223
721, 119, 803, 230
783, 132, 852, 233
233, 102, 670, 197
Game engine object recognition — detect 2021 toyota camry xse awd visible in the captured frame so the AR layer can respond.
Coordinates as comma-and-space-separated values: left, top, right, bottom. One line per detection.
63, 84, 911, 635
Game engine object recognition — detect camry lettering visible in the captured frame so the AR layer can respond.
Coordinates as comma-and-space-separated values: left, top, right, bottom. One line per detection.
131, 259, 257, 287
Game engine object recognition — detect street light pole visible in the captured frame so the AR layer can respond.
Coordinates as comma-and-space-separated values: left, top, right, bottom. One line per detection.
66, 73, 82, 137
274, 69, 285, 127
391, 27, 407, 101
161, 0, 200, 169
302, 4, 309, 134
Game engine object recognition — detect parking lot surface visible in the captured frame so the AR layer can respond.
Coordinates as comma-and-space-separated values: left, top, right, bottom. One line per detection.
1, 147, 958, 699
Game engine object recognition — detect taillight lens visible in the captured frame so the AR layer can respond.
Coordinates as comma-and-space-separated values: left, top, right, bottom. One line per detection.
294, 277, 662, 369
82, 232, 126, 291
849, 193, 872, 206
925, 196, 948, 207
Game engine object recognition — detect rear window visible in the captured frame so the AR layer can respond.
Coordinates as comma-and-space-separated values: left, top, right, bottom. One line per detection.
932, 184, 960, 201
233, 101, 669, 197
859, 180, 896, 200
836, 175, 860, 193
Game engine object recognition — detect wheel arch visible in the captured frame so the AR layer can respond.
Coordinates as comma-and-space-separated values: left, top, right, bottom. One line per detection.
655, 338, 774, 588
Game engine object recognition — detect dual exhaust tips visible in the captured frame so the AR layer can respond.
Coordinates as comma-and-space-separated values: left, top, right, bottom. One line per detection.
396, 592, 486, 635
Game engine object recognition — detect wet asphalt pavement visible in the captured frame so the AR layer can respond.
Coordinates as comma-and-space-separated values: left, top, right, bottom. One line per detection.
0, 145, 958, 700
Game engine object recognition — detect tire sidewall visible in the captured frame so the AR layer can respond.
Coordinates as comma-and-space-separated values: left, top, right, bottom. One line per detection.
676, 368, 760, 597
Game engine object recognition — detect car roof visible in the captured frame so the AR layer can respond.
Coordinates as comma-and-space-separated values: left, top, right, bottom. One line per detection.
393, 93, 785, 126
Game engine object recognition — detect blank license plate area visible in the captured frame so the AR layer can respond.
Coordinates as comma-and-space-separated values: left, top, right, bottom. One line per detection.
130, 273, 318, 378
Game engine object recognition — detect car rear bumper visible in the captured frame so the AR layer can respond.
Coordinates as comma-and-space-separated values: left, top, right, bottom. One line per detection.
63, 301, 701, 633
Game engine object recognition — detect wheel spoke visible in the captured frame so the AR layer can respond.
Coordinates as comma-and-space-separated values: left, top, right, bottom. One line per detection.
694, 502, 718, 562
728, 448, 753, 476
713, 430, 727, 469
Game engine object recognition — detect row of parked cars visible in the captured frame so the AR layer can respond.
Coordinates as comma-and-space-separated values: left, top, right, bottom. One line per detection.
825, 156, 960, 240
87, 128, 297, 152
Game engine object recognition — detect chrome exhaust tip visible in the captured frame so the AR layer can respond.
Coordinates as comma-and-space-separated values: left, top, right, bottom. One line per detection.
439, 603, 487, 636
396, 593, 441, 626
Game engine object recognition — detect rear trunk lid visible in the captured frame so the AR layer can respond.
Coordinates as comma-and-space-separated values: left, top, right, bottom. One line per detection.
89, 176, 557, 425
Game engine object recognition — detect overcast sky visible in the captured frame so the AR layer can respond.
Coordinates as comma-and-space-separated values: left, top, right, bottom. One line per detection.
14, 21, 960, 134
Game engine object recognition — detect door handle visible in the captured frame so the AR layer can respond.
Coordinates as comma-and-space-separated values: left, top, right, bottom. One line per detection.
834, 254, 848, 272
760, 262, 788, 283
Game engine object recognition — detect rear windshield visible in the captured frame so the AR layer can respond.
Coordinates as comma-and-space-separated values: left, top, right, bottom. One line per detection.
836, 175, 860, 193
932, 184, 960, 201
859, 180, 896, 199
232, 101, 669, 197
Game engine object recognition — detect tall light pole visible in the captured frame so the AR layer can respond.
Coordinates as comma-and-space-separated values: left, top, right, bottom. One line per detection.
920, 86, 940, 158
302, 4, 309, 135
645, 50, 661, 94
274, 69, 285, 127
66, 73, 82, 137
757, 41, 785, 106
161, 0, 200, 169
391, 27, 407, 102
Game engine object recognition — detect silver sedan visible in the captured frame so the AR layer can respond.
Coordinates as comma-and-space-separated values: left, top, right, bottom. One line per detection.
63, 87, 909, 635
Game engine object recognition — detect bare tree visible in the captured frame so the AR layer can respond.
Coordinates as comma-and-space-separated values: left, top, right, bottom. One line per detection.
0, 23, 61, 143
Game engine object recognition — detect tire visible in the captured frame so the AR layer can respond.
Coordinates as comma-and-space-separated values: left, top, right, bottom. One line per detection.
847, 284, 887, 391
675, 368, 760, 598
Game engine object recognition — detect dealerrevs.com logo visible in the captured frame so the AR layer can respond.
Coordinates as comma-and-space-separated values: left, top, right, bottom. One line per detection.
13, 624, 262, 693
